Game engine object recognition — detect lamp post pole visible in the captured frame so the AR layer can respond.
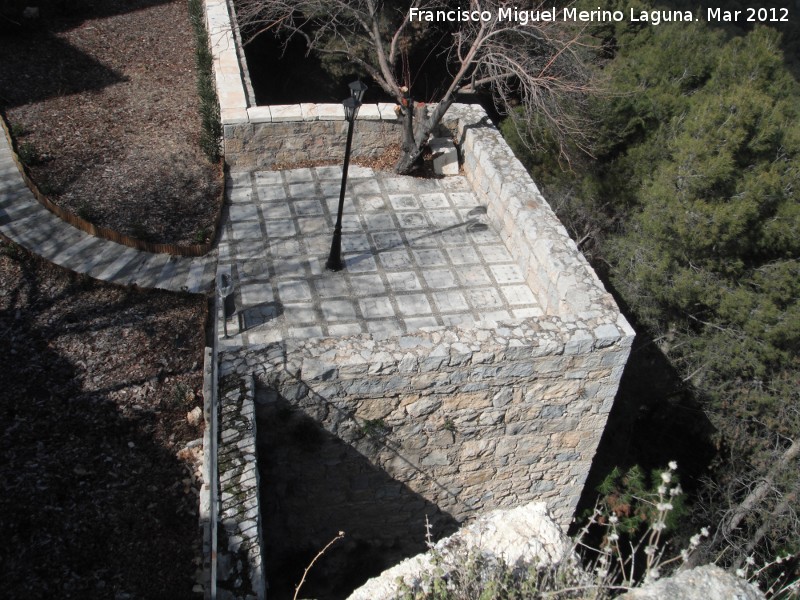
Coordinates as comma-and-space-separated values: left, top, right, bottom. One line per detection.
326, 80, 367, 272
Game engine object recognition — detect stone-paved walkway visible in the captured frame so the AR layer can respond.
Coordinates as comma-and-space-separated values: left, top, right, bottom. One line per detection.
217, 166, 543, 346
0, 132, 216, 294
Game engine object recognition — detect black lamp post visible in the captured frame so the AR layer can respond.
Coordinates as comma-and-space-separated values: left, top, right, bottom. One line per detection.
326, 80, 368, 271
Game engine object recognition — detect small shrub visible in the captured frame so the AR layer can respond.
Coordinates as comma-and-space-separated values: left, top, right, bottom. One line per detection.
130, 221, 150, 241
1, 242, 21, 260
193, 227, 210, 244
166, 382, 193, 410
361, 418, 389, 438
76, 201, 94, 221
37, 180, 57, 196
17, 141, 40, 165
10, 122, 28, 137
188, 0, 222, 163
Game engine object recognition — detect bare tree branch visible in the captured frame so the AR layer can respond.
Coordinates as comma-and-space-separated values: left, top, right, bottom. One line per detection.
234, 0, 595, 172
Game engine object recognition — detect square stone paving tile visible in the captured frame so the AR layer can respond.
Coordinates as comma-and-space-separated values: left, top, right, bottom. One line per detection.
389, 194, 419, 210
359, 297, 395, 319
264, 219, 296, 238
329, 323, 364, 336
255, 171, 282, 185
261, 201, 291, 219
227, 186, 253, 204
220, 167, 543, 344
229, 204, 260, 222
320, 299, 358, 321
386, 271, 422, 292
289, 182, 318, 197
285, 168, 314, 182
258, 186, 285, 202
419, 193, 449, 209
314, 277, 349, 298
379, 250, 414, 270
232, 221, 263, 241
395, 293, 432, 316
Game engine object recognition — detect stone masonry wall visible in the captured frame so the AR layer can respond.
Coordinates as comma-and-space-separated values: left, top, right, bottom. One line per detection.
216, 374, 265, 600
205, 0, 403, 170
220, 307, 632, 531
442, 104, 616, 318
223, 116, 403, 171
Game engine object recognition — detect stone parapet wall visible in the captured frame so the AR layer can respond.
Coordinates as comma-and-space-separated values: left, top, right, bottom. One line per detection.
223, 118, 402, 170
206, 0, 248, 125
442, 105, 618, 320
216, 374, 265, 600
205, 0, 403, 170
220, 307, 632, 529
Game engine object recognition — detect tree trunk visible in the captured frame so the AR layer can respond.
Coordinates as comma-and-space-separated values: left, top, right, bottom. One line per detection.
721, 439, 799, 538
395, 101, 421, 174
394, 95, 457, 175
688, 438, 799, 568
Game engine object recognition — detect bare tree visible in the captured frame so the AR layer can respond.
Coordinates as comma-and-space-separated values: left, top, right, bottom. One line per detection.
688, 435, 800, 571
234, 0, 593, 173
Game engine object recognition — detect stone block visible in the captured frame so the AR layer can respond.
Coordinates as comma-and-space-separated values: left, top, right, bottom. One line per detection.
356, 104, 382, 120
221, 107, 249, 124
317, 104, 346, 120
247, 106, 272, 123
377, 103, 400, 121
299, 103, 319, 121
564, 330, 593, 355
406, 397, 442, 418
429, 137, 459, 176
269, 104, 303, 122
421, 450, 450, 467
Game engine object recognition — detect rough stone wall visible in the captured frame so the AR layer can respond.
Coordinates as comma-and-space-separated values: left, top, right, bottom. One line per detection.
220, 304, 631, 531
223, 117, 402, 171
442, 104, 614, 318
216, 374, 265, 600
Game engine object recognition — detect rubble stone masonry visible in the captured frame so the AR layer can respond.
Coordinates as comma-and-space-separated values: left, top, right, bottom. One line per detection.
207, 0, 634, 593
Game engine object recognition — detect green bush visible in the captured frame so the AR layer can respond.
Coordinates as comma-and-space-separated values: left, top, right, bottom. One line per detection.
17, 141, 40, 165
188, 0, 222, 163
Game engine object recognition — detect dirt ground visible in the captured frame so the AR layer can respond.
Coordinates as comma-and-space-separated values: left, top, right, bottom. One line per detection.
0, 0, 222, 246
0, 0, 215, 596
0, 238, 208, 598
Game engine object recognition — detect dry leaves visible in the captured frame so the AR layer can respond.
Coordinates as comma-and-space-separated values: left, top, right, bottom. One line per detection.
0, 0, 222, 245
0, 195, 207, 598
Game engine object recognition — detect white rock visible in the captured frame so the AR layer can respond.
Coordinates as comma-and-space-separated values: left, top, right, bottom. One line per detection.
618, 564, 765, 600
187, 406, 203, 426
347, 502, 569, 600
429, 137, 459, 176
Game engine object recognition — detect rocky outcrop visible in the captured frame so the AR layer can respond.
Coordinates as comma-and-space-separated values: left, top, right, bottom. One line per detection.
347, 505, 767, 600
346, 502, 570, 600
619, 564, 765, 600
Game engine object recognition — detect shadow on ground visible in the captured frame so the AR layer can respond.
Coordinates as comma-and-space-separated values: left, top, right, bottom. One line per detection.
256, 389, 459, 600
0, 239, 205, 598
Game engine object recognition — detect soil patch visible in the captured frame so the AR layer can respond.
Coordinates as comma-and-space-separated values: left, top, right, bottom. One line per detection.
0, 0, 222, 246
0, 238, 207, 598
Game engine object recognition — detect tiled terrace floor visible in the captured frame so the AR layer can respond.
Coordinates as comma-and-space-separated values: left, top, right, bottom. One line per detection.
218, 166, 543, 346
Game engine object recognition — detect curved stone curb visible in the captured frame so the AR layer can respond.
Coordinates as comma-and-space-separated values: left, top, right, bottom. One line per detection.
0, 133, 217, 294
